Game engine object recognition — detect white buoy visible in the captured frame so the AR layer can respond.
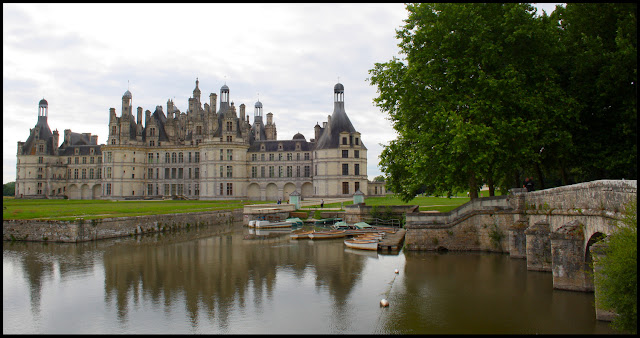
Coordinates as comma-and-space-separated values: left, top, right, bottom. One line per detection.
380, 299, 389, 307
394, 269, 399, 274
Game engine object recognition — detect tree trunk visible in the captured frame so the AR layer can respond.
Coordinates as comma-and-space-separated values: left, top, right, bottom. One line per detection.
534, 162, 545, 190
469, 172, 479, 199
487, 177, 495, 196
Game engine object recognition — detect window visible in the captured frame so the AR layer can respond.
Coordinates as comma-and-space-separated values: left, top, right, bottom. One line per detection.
196, 125, 202, 135
251, 166, 257, 178
220, 166, 224, 178
194, 152, 200, 163
355, 137, 359, 145
148, 168, 153, 179
287, 153, 292, 161
106, 183, 112, 195
165, 168, 170, 179
194, 184, 199, 196
178, 152, 183, 163
342, 163, 349, 175
296, 153, 301, 160
83, 157, 87, 164
355, 181, 360, 192
178, 168, 183, 179
342, 182, 349, 194
111, 138, 116, 145
172, 152, 177, 163
227, 135, 232, 142
278, 153, 283, 161
269, 166, 274, 178
227, 149, 233, 161
188, 152, 192, 163
165, 152, 170, 163
74, 169, 79, 179
296, 166, 300, 177
75, 157, 79, 164
38, 157, 43, 164
279, 166, 283, 178
226, 121, 233, 131
148, 184, 153, 195
220, 149, 224, 160
342, 137, 347, 145
82, 169, 86, 179
342, 150, 348, 158
226, 166, 233, 178
251, 154, 257, 161
150, 128, 156, 136
112, 126, 117, 135
354, 150, 359, 158
261, 154, 265, 161
148, 153, 154, 163
304, 165, 310, 177
355, 164, 360, 175
261, 166, 265, 178
90, 168, 95, 179
164, 184, 170, 195
219, 183, 224, 195
194, 168, 199, 179
286, 166, 293, 177
106, 167, 112, 178
226, 183, 233, 196
149, 140, 155, 146
269, 153, 274, 161
304, 153, 310, 160
38, 144, 44, 153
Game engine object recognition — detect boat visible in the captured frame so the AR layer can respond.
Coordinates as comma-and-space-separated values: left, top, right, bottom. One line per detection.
314, 218, 343, 226
344, 238, 378, 251
285, 217, 304, 227
354, 233, 384, 241
290, 229, 314, 239
308, 229, 347, 239
254, 220, 294, 229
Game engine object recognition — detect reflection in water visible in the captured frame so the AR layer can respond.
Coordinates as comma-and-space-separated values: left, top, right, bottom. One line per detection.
3, 224, 618, 334
101, 224, 366, 331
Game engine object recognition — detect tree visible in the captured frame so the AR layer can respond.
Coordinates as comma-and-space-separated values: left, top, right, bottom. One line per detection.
594, 200, 637, 334
555, 3, 637, 182
373, 175, 386, 182
368, 3, 574, 201
3, 181, 15, 196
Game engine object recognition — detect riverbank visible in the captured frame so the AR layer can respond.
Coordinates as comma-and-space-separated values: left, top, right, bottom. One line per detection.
3, 209, 243, 243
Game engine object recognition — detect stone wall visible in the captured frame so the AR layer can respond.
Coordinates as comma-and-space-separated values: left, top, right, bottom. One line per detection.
3, 209, 243, 243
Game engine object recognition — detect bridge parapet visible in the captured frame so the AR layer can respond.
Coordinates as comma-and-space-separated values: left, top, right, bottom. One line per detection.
522, 179, 636, 214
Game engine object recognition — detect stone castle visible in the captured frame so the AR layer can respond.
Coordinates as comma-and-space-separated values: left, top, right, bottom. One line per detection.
15, 80, 385, 200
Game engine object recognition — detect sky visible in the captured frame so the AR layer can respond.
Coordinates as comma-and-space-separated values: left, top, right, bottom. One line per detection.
3, 3, 562, 184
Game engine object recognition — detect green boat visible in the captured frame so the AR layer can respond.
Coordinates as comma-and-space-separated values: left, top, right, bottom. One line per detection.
313, 218, 342, 226
285, 217, 304, 227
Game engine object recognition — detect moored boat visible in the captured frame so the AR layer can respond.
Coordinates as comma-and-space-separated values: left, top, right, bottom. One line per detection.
344, 238, 378, 251
254, 220, 294, 229
308, 229, 347, 239
290, 229, 314, 239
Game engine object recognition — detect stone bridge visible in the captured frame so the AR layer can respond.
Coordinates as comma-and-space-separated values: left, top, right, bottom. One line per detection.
404, 179, 636, 321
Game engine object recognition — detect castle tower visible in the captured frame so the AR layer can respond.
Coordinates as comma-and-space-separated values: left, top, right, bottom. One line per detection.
122, 90, 132, 117
252, 100, 264, 140
38, 98, 48, 120
313, 83, 367, 197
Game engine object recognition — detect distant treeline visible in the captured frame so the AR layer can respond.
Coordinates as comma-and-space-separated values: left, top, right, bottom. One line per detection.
3, 182, 15, 196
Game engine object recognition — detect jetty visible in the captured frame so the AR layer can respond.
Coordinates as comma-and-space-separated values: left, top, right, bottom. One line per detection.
377, 229, 406, 252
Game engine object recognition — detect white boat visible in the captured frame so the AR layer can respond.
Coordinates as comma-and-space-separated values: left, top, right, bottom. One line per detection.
254, 220, 294, 229
344, 238, 378, 251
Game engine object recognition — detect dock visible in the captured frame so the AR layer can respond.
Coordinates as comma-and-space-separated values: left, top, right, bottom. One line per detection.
378, 229, 406, 252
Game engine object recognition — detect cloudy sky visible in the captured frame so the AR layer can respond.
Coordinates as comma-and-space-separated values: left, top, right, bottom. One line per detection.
3, 3, 560, 184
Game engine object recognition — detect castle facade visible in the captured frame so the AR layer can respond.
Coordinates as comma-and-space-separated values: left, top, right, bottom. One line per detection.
15, 80, 372, 200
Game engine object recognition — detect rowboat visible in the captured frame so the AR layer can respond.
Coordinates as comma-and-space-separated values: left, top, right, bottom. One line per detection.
354, 233, 384, 241
314, 218, 343, 226
308, 230, 347, 239
254, 220, 294, 229
290, 229, 314, 239
344, 238, 378, 251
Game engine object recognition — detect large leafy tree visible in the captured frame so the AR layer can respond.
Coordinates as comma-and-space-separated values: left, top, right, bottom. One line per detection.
555, 3, 637, 182
369, 3, 574, 201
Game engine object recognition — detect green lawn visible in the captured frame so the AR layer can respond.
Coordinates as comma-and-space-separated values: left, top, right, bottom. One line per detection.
2, 197, 270, 221
302, 194, 491, 213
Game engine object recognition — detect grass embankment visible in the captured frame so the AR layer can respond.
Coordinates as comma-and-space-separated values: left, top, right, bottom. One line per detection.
2, 197, 269, 221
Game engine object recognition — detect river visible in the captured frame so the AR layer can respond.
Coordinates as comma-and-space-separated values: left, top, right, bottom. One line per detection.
3, 223, 618, 334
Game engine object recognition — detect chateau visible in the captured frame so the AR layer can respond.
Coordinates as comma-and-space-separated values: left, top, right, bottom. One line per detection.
15, 80, 382, 200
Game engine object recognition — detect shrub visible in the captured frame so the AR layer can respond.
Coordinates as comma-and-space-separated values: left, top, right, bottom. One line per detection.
594, 200, 637, 334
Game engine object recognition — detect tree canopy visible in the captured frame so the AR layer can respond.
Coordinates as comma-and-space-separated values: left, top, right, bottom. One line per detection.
369, 3, 637, 201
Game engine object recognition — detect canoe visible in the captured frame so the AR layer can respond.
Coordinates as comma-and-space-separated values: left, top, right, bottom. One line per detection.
354, 233, 384, 240
344, 238, 378, 251
308, 230, 347, 239
286, 217, 304, 227
290, 229, 314, 239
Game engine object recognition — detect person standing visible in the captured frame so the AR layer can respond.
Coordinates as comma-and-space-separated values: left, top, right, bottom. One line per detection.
321, 199, 324, 208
